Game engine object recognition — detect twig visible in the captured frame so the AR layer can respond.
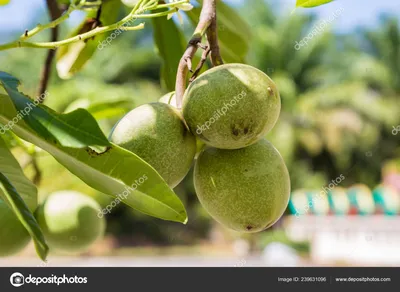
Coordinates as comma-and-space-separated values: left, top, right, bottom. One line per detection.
0, 0, 189, 51
175, 0, 223, 108
95, 3, 103, 24
20, 4, 74, 40
189, 44, 211, 82
37, 0, 62, 101
31, 157, 42, 186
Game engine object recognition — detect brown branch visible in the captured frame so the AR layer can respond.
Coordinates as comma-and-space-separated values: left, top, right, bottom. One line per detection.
37, 0, 62, 101
205, 3, 223, 66
175, 0, 223, 109
31, 157, 42, 186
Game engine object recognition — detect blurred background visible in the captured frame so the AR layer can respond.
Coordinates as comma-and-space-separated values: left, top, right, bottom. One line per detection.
0, 0, 399, 267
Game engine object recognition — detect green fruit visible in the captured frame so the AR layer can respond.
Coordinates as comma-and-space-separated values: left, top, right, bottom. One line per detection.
0, 199, 31, 257
159, 92, 177, 108
183, 63, 281, 149
194, 139, 290, 233
36, 191, 105, 253
110, 102, 196, 188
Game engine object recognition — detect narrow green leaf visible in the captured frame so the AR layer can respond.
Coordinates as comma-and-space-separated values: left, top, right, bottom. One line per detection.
152, 9, 186, 91
0, 93, 188, 223
0, 72, 19, 88
296, 0, 334, 8
0, 72, 110, 148
0, 129, 43, 260
0, 136, 37, 212
56, 0, 121, 79
0, 172, 48, 261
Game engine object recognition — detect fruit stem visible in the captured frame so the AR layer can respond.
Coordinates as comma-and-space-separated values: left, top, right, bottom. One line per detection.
175, 0, 223, 109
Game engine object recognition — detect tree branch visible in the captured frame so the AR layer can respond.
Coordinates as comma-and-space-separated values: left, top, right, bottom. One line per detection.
205, 2, 223, 66
31, 157, 42, 186
0, 0, 188, 51
190, 44, 211, 82
37, 0, 62, 101
175, 0, 223, 108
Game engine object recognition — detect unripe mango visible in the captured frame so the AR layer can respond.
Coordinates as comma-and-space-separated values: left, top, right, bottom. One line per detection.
159, 92, 177, 108
110, 102, 196, 188
183, 64, 281, 149
194, 139, 290, 233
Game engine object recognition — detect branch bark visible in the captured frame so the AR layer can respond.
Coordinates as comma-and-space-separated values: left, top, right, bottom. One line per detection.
205, 4, 223, 66
37, 0, 62, 101
175, 0, 223, 109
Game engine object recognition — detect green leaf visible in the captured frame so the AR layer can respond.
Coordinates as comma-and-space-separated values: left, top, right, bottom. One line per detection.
186, 1, 250, 63
0, 136, 47, 260
0, 136, 37, 212
0, 72, 110, 148
214, 0, 251, 62
152, 9, 186, 91
0, 93, 188, 224
296, 0, 334, 8
0, 71, 19, 88
65, 99, 132, 120
56, 0, 121, 79
0, 172, 49, 261
0, 0, 10, 5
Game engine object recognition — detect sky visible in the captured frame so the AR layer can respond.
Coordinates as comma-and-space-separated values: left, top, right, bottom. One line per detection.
0, 0, 399, 41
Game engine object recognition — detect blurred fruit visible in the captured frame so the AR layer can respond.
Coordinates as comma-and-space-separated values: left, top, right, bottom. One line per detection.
109, 102, 196, 187
194, 139, 290, 233
183, 63, 281, 149
36, 191, 105, 253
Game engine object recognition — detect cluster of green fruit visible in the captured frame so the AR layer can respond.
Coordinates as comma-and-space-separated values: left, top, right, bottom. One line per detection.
0, 191, 105, 257
0, 64, 290, 258
110, 63, 291, 233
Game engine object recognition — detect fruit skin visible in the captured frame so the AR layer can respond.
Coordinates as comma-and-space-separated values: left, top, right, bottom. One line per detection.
183, 63, 281, 149
36, 191, 105, 253
110, 102, 196, 188
159, 92, 177, 108
159, 93, 205, 156
0, 199, 31, 257
194, 139, 290, 233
